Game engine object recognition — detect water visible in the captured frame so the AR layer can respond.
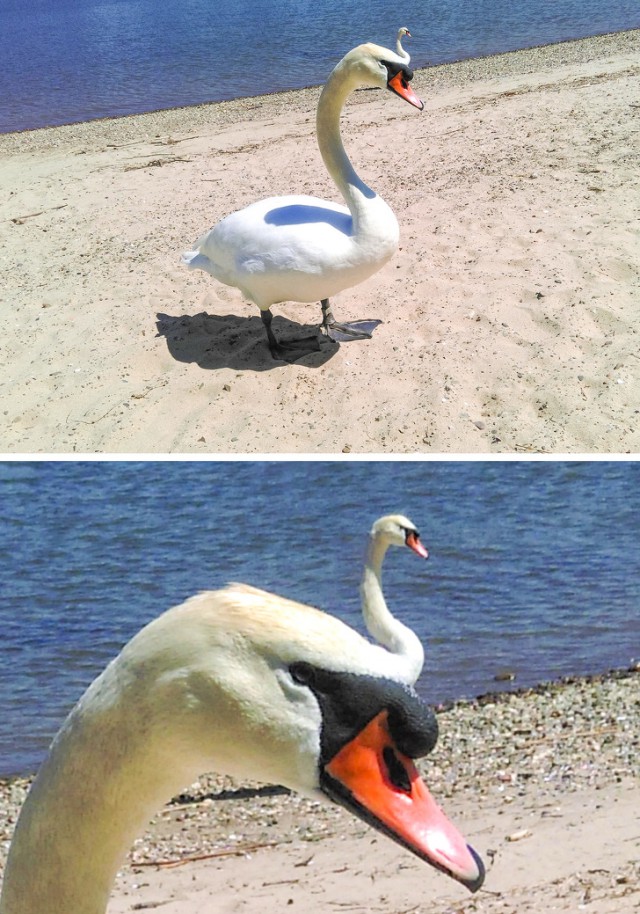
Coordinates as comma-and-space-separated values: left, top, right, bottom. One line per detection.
0, 459, 639, 776
1, 0, 639, 133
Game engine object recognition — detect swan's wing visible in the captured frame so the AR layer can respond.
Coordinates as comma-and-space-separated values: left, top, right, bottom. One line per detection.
189, 195, 353, 269
182, 195, 356, 305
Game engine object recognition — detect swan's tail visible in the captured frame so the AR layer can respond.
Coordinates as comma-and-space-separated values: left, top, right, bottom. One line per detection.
181, 244, 235, 287
181, 249, 212, 272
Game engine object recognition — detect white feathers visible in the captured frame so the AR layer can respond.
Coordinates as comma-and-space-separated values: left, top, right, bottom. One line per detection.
182, 42, 417, 352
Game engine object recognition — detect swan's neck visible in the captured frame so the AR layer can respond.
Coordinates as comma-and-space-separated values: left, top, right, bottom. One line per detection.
0, 664, 208, 914
360, 536, 424, 683
316, 65, 392, 235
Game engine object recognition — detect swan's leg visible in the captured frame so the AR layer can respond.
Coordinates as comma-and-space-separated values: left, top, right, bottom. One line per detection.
320, 299, 383, 343
260, 309, 321, 361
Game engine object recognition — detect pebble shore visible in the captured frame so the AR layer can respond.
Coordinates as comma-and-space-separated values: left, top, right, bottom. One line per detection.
1, 668, 637, 875
0, 29, 637, 156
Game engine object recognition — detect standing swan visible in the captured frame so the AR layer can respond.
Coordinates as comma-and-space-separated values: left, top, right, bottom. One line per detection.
396, 27, 412, 64
0, 587, 484, 914
182, 41, 423, 361
361, 514, 428, 685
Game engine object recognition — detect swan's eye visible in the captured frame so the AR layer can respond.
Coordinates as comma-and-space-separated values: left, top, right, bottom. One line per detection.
382, 60, 415, 83
383, 746, 412, 793
289, 662, 316, 687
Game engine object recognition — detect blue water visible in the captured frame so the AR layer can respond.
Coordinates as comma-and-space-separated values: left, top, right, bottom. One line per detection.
1, 0, 639, 133
0, 460, 639, 776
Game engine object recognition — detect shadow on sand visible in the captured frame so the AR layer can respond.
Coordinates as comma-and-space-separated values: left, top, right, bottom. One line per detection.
155, 311, 338, 371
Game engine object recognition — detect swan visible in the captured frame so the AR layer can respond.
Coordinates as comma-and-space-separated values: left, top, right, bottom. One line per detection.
0, 585, 484, 914
361, 514, 427, 684
182, 41, 423, 362
396, 28, 412, 64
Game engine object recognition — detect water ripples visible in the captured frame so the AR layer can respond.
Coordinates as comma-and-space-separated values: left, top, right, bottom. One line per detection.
1, 0, 640, 131
0, 460, 639, 774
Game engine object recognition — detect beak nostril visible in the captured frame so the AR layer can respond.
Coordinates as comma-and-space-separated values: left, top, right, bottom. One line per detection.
383, 746, 412, 793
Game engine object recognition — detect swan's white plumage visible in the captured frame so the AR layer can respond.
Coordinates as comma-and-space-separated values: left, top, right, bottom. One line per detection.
1, 522, 485, 914
396, 27, 412, 64
0, 583, 417, 914
360, 514, 426, 684
182, 42, 421, 351
183, 193, 396, 309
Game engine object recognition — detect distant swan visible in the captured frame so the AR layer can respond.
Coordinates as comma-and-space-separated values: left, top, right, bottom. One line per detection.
0, 572, 484, 914
182, 40, 423, 361
361, 514, 428, 684
396, 27, 412, 64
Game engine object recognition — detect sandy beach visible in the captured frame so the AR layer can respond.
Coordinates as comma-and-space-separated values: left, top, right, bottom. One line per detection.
1, 670, 637, 913
0, 30, 639, 454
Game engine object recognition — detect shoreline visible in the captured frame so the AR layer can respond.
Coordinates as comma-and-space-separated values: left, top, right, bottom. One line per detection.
1, 29, 638, 151
0, 664, 635, 781
1, 668, 637, 912
1, 28, 637, 139
1, 28, 639, 453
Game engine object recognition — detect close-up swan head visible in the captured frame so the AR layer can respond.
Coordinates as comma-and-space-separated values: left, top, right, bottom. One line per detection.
0, 572, 483, 914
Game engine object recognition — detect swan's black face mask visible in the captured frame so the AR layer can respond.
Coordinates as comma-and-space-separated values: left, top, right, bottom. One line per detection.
289, 662, 484, 893
383, 60, 424, 111
289, 662, 437, 762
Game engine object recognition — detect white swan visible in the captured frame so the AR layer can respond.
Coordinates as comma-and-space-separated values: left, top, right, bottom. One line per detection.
182, 41, 423, 361
396, 27, 412, 64
361, 514, 427, 684
0, 586, 484, 914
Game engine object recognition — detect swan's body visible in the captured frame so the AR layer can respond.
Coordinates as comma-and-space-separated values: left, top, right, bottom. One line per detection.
1, 579, 484, 914
361, 514, 427, 684
396, 27, 412, 64
182, 41, 423, 361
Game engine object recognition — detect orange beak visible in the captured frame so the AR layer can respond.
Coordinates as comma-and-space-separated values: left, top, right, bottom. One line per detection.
406, 530, 429, 559
322, 711, 484, 892
388, 70, 424, 111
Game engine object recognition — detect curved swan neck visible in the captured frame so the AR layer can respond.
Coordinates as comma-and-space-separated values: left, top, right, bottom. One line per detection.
360, 534, 424, 683
360, 533, 398, 647
316, 63, 376, 225
0, 665, 207, 914
396, 33, 410, 63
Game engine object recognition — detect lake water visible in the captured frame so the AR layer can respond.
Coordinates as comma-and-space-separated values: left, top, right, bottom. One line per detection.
1, 0, 639, 132
0, 459, 638, 776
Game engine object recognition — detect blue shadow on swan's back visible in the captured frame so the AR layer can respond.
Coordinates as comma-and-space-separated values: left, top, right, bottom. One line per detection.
264, 204, 352, 236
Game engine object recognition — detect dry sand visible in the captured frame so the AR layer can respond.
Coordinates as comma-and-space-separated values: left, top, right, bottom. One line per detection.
0, 31, 639, 454
2, 671, 638, 913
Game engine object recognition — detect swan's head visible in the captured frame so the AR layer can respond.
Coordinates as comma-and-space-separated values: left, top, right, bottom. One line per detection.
371, 513, 429, 558
144, 586, 484, 892
286, 661, 484, 892
398, 27, 412, 39
339, 43, 423, 111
